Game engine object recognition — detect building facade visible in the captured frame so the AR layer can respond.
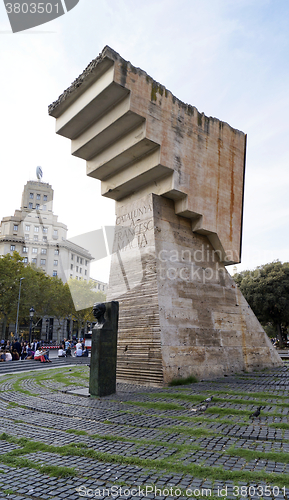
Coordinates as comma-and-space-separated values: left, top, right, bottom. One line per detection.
0, 179, 106, 342
0, 180, 93, 282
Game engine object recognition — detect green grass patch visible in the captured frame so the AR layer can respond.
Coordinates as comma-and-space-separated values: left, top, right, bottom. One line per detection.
66, 429, 88, 436
124, 401, 185, 411
7, 401, 18, 407
227, 445, 289, 464
12, 377, 35, 395
169, 375, 198, 386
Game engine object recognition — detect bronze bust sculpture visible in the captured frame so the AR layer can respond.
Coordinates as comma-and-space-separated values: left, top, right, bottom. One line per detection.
93, 303, 106, 328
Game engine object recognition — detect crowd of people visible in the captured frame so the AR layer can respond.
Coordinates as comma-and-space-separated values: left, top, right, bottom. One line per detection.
0, 337, 90, 363
58, 338, 89, 358
0, 339, 51, 363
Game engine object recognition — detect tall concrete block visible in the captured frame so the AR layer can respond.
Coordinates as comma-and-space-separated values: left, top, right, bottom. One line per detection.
49, 46, 282, 385
108, 193, 281, 385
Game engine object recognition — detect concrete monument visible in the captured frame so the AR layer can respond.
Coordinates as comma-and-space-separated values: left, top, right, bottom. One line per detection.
49, 46, 282, 386
89, 301, 119, 397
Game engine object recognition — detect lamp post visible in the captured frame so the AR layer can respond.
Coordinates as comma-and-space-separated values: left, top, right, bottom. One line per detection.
45, 318, 49, 342
15, 277, 24, 339
29, 307, 35, 345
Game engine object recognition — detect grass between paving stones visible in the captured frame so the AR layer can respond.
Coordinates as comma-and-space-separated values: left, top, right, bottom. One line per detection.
0, 433, 75, 477
124, 400, 185, 411
90, 432, 201, 453
3, 368, 289, 489
145, 390, 289, 408
12, 377, 35, 395
226, 445, 289, 464
66, 429, 88, 435
1, 433, 289, 489
33, 366, 89, 388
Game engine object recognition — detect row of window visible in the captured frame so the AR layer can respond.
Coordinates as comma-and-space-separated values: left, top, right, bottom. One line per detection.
27, 203, 47, 210
30, 193, 48, 201
70, 264, 87, 275
25, 235, 47, 241
22, 256, 57, 276
10, 245, 59, 256
71, 254, 88, 266
13, 225, 57, 237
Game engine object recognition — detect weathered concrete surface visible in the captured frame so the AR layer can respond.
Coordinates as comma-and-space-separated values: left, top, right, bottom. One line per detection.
108, 193, 281, 385
49, 46, 246, 265
49, 46, 282, 385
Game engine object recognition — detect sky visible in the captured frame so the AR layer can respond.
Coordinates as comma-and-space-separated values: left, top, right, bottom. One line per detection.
0, 0, 289, 282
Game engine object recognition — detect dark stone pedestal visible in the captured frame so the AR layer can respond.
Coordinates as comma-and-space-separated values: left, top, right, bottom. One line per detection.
89, 301, 119, 397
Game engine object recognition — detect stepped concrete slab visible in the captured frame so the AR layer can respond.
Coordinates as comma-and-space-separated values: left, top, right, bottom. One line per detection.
49, 46, 282, 385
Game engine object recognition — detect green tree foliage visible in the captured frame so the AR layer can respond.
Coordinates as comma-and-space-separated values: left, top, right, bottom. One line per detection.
234, 261, 289, 347
0, 252, 25, 336
68, 278, 106, 336
0, 252, 107, 339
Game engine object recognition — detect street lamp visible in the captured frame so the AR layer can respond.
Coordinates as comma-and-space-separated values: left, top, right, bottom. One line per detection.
15, 277, 24, 339
29, 307, 35, 344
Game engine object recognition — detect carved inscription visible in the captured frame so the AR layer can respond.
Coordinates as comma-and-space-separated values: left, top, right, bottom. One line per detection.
114, 204, 154, 252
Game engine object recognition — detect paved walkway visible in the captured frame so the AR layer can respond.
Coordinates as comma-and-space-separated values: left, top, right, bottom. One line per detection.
0, 363, 289, 499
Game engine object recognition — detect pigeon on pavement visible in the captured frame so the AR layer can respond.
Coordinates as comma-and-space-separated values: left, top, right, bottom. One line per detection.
200, 396, 213, 404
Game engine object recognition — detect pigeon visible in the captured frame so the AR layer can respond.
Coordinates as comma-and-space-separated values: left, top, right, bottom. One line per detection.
191, 403, 208, 412
250, 406, 262, 418
201, 396, 213, 404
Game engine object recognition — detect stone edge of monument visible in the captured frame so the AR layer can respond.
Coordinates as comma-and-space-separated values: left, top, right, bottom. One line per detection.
48, 45, 245, 137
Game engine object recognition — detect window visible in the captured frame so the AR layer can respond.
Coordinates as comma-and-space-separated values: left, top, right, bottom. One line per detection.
41, 248, 47, 254
54, 249, 59, 255
70, 264, 73, 270
32, 258, 37, 264
36, 194, 40, 200
76, 266, 78, 272
32, 247, 37, 254
53, 260, 58, 266
34, 235, 38, 241
23, 257, 28, 263
43, 236, 47, 242
77, 256, 79, 263
71, 254, 74, 260
70, 274, 73, 278
80, 258, 83, 264
85, 270, 87, 276
43, 195, 47, 201
36, 204, 40, 210
10, 245, 15, 251
85, 260, 88, 266
43, 227, 48, 233
29, 193, 34, 199
25, 234, 29, 240
53, 270, 57, 277
34, 226, 39, 233
29, 203, 33, 209
23, 247, 28, 253
13, 225, 18, 231
40, 259, 46, 265
25, 225, 30, 232
53, 230, 58, 237
80, 268, 82, 274
79, 277, 81, 281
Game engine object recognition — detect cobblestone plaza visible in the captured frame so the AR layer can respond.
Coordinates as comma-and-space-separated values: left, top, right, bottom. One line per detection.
1, 363, 289, 499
